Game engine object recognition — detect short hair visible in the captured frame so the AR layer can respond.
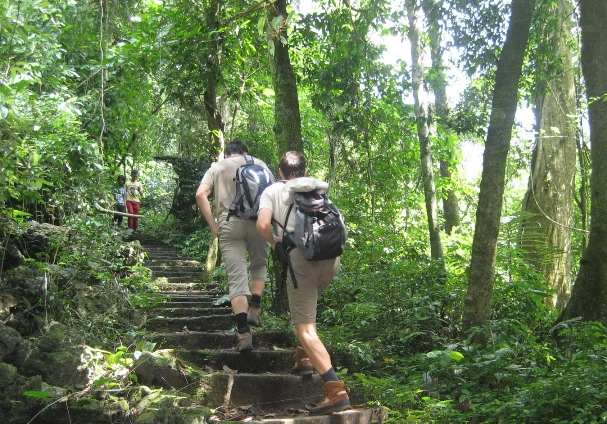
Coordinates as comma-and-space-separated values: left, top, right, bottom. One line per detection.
131, 169, 139, 178
225, 140, 248, 156
118, 175, 126, 183
279, 151, 306, 179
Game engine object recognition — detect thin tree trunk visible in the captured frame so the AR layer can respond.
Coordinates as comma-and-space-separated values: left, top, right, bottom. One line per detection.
561, 0, 607, 323
270, 0, 303, 154
520, 0, 577, 310
422, 0, 460, 235
463, 0, 535, 328
406, 0, 444, 264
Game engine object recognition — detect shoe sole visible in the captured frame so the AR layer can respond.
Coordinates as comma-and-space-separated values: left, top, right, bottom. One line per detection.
308, 399, 351, 415
292, 368, 315, 377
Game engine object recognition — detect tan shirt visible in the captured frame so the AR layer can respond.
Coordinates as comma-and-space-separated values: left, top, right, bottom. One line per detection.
201, 155, 270, 217
259, 181, 295, 237
126, 181, 143, 203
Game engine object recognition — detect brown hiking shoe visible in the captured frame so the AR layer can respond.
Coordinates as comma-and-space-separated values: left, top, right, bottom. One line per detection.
308, 380, 351, 415
291, 346, 314, 376
236, 331, 253, 352
247, 305, 262, 327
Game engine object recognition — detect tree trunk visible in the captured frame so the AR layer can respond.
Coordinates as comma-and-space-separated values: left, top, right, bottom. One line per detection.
268, 0, 303, 313
463, 0, 535, 328
561, 0, 607, 323
270, 0, 303, 154
203, 0, 225, 277
422, 0, 460, 235
406, 0, 444, 264
520, 0, 577, 310
203, 0, 225, 157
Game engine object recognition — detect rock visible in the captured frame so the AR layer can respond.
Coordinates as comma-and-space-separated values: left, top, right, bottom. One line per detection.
134, 394, 211, 424
16, 222, 69, 259
134, 351, 190, 389
22, 323, 88, 387
0, 323, 22, 362
0, 242, 24, 271
0, 293, 18, 320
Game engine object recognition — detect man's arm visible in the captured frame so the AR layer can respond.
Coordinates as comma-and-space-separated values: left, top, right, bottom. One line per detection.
196, 183, 219, 237
256, 208, 276, 247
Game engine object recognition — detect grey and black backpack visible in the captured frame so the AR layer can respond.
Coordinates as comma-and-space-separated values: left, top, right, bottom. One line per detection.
284, 189, 347, 261
228, 155, 274, 220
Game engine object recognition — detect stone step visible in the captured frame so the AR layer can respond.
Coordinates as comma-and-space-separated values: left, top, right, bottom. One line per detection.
252, 408, 386, 424
147, 315, 233, 332
154, 283, 216, 292
206, 373, 324, 409
147, 265, 204, 272
155, 276, 206, 284
164, 301, 222, 308
146, 259, 202, 267
160, 294, 216, 302
175, 348, 293, 373
158, 290, 218, 296
152, 271, 205, 278
151, 330, 294, 350
151, 307, 231, 317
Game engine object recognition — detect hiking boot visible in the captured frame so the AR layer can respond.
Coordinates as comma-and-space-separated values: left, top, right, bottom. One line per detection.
247, 305, 262, 327
236, 331, 253, 352
291, 346, 314, 376
308, 380, 351, 415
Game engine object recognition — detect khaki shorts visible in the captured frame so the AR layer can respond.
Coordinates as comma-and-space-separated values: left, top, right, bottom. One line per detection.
287, 248, 340, 324
218, 216, 268, 300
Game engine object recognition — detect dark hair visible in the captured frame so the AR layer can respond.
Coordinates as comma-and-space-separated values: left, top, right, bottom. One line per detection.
225, 140, 248, 156
117, 175, 126, 183
131, 169, 139, 178
279, 151, 306, 179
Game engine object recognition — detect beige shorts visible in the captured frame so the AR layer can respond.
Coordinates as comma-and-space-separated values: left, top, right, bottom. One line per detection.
287, 248, 340, 324
218, 216, 268, 300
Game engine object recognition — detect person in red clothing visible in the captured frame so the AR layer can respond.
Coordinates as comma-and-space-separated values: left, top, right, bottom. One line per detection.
125, 169, 143, 231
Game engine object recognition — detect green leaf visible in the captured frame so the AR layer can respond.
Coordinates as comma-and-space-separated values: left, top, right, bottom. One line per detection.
23, 390, 51, 399
257, 15, 266, 36
449, 351, 465, 362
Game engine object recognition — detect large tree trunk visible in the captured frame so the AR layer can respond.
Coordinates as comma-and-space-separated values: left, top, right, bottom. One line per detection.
203, 0, 225, 157
463, 0, 535, 328
269, 0, 303, 313
561, 0, 607, 323
270, 0, 303, 154
406, 0, 444, 264
520, 0, 577, 310
422, 0, 460, 235
203, 0, 225, 277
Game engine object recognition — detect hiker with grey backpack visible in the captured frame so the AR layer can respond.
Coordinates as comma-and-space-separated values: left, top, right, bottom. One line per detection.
196, 140, 274, 352
256, 151, 351, 415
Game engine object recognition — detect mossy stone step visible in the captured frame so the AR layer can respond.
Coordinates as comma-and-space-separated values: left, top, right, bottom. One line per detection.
151, 307, 231, 317
251, 408, 386, 424
150, 330, 294, 350
154, 283, 213, 292
152, 271, 205, 278
159, 294, 216, 302
163, 301, 221, 308
154, 276, 208, 284
175, 348, 294, 373
147, 315, 233, 332
206, 373, 324, 409
145, 259, 202, 267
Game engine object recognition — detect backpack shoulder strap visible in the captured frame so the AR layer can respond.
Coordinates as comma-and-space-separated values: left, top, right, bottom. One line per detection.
244, 154, 254, 165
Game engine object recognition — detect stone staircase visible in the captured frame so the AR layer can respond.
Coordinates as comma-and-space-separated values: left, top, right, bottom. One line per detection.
142, 242, 385, 423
